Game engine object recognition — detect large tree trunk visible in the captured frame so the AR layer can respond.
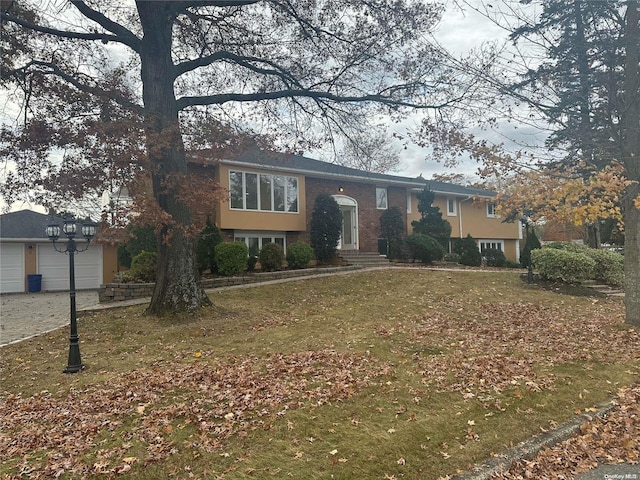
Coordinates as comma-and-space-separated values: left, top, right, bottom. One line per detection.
138, 3, 211, 314
622, 1, 640, 326
625, 184, 640, 326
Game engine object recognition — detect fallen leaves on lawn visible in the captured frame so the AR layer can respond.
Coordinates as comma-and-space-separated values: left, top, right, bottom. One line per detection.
410, 302, 639, 397
492, 383, 640, 479
0, 350, 391, 478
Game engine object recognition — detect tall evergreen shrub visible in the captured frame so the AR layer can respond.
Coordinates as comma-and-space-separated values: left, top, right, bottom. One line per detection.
196, 216, 223, 274
380, 206, 405, 259
310, 194, 342, 264
411, 188, 452, 248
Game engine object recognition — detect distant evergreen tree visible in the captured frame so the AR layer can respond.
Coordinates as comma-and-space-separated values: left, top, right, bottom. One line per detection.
310, 194, 342, 264
411, 188, 452, 249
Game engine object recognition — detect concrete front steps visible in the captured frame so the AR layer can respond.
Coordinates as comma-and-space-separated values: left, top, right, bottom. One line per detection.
338, 251, 390, 267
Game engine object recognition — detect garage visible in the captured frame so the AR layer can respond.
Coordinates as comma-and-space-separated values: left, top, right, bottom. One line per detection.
0, 243, 25, 294
37, 243, 103, 291
1, 209, 117, 293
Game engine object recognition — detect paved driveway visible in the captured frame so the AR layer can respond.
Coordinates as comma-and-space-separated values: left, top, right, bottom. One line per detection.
0, 291, 100, 346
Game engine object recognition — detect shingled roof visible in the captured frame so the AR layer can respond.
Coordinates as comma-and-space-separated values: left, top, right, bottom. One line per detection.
193, 148, 496, 198
0, 210, 68, 240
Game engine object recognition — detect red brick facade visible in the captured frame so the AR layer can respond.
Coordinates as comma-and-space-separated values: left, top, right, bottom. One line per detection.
301, 177, 408, 252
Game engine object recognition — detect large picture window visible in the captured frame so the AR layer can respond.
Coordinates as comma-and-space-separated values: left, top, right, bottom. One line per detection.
230, 170, 299, 213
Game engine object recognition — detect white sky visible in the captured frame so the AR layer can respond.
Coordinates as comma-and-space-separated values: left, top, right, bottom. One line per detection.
393, 1, 548, 180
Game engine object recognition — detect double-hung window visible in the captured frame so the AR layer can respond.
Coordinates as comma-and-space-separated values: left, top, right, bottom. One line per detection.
486, 202, 497, 218
376, 187, 388, 210
447, 197, 457, 216
230, 170, 298, 213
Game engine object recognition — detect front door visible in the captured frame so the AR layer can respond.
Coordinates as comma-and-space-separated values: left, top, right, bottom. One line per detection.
339, 205, 358, 250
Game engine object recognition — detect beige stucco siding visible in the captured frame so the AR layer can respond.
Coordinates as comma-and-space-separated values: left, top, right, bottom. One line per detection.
407, 193, 519, 240
458, 201, 518, 239
503, 240, 519, 263
217, 163, 307, 232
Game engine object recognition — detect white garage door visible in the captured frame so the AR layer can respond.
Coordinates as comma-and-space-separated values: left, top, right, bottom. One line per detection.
37, 243, 103, 291
0, 243, 25, 294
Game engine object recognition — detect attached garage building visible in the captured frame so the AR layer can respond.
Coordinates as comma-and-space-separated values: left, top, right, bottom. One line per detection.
0, 210, 117, 294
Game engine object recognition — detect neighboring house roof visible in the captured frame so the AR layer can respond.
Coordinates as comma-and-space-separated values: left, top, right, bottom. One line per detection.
191, 148, 496, 198
0, 210, 69, 240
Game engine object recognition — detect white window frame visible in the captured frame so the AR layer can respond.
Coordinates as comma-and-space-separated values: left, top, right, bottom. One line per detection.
376, 187, 388, 210
447, 197, 457, 216
406, 193, 412, 214
234, 231, 287, 256
229, 170, 299, 213
478, 240, 504, 253
486, 202, 497, 218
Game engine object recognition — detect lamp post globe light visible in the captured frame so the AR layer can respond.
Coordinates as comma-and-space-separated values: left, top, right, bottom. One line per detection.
46, 216, 97, 373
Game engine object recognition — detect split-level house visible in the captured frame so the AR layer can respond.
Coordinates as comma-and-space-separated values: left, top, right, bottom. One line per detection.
190, 149, 522, 262
0, 151, 522, 294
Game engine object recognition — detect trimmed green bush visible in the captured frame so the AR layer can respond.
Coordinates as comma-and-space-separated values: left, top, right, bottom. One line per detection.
404, 234, 445, 264
444, 252, 461, 263
545, 242, 624, 286
545, 241, 589, 253
531, 248, 596, 284
483, 248, 506, 267
215, 241, 248, 276
286, 241, 314, 269
259, 242, 285, 272
454, 234, 482, 267
128, 251, 157, 282
585, 248, 624, 286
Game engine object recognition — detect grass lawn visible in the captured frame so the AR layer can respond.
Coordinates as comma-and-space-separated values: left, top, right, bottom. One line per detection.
1, 269, 639, 479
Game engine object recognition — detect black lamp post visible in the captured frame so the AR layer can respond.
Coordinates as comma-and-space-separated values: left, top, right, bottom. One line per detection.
46, 216, 97, 373
520, 216, 534, 284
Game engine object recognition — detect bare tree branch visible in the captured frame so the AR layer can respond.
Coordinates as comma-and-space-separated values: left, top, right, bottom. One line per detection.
69, 1, 140, 50
177, 89, 459, 110
0, 8, 140, 51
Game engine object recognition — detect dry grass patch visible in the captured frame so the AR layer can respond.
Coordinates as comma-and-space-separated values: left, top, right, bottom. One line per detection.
1, 269, 638, 479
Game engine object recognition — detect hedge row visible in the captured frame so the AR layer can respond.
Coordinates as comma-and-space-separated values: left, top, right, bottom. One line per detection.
532, 242, 623, 286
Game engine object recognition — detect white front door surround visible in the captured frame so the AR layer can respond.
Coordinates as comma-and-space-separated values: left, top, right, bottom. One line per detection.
332, 195, 358, 250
